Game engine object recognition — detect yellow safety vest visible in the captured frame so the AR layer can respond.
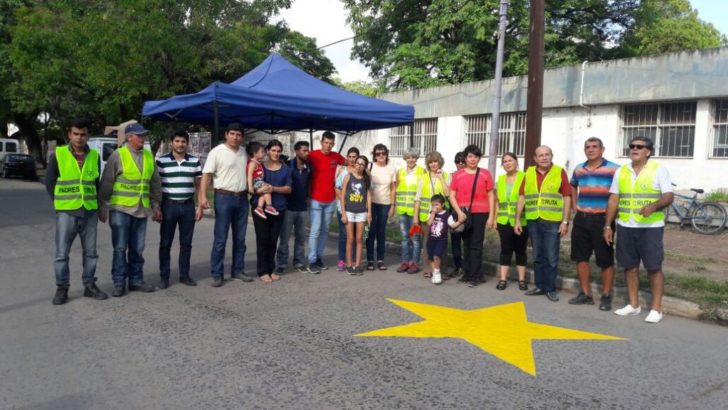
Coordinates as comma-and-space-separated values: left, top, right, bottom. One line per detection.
496, 171, 525, 226
53, 146, 99, 211
417, 171, 450, 222
617, 161, 664, 224
524, 165, 564, 222
110, 146, 154, 208
395, 165, 426, 216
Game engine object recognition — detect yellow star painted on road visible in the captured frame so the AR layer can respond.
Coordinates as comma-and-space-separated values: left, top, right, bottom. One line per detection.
356, 299, 625, 376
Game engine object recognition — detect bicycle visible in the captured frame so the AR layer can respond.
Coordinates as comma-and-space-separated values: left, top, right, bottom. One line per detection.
667, 185, 727, 235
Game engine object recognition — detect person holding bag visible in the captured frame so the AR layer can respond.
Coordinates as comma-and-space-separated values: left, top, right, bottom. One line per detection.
449, 145, 495, 287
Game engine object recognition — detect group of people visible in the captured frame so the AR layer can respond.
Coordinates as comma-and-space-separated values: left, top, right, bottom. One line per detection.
47, 119, 672, 324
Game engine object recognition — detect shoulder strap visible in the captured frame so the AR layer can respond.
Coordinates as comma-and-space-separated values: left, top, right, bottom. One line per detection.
468, 168, 480, 209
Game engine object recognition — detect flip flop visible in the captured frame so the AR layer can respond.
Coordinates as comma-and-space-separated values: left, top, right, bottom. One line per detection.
260, 274, 273, 283
270, 273, 281, 281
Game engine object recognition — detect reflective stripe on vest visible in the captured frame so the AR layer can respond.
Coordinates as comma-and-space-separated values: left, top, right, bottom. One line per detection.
110, 146, 154, 208
395, 166, 426, 216
523, 165, 564, 222
53, 146, 99, 211
496, 171, 525, 226
617, 161, 664, 224
418, 171, 450, 222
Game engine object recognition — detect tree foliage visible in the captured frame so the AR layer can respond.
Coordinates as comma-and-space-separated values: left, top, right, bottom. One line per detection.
343, 0, 725, 90
0, 0, 334, 160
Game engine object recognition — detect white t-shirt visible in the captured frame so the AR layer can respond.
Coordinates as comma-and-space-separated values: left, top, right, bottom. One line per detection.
370, 163, 397, 205
202, 143, 249, 192
609, 161, 672, 228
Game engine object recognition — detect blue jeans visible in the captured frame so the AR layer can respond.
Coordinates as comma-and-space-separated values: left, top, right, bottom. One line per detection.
110, 210, 148, 287
211, 192, 248, 279
366, 203, 390, 262
337, 211, 347, 261
529, 219, 561, 292
159, 201, 196, 279
398, 214, 421, 264
308, 199, 336, 264
54, 212, 98, 288
277, 209, 307, 268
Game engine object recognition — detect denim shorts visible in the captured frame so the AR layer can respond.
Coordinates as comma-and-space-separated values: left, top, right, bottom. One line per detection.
616, 225, 664, 271
345, 212, 367, 223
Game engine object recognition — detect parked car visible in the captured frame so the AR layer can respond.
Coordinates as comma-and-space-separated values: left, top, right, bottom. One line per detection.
0, 138, 21, 165
2, 154, 37, 179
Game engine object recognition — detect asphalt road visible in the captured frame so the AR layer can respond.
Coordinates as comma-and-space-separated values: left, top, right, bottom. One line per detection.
1, 178, 727, 410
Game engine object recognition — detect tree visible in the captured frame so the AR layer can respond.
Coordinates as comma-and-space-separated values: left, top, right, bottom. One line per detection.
620, 0, 726, 57
2, 0, 334, 161
343, 0, 723, 90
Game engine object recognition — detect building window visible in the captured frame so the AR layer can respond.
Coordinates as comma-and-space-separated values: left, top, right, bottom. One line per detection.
621, 102, 696, 158
712, 99, 728, 158
388, 118, 437, 156
464, 112, 526, 157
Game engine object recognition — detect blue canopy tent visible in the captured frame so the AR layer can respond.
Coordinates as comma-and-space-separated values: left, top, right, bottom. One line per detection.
143, 53, 414, 147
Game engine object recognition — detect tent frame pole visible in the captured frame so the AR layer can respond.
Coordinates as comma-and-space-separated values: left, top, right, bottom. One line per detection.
213, 101, 219, 145
409, 122, 414, 148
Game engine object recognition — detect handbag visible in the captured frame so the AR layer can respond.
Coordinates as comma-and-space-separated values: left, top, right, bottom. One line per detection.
454, 168, 480, 232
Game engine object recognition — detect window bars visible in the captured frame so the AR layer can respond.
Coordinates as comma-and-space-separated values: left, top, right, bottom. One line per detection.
621, 102, 696, 158
464, 112, 526, 157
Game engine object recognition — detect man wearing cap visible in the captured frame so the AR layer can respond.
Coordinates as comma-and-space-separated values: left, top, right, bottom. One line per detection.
198, 123, 252, 287
604, 136, 673, 324
45, 118, 108, 305
99, 123, 163, 297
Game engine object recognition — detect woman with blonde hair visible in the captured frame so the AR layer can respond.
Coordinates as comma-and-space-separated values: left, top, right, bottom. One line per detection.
413, 151, 451, 278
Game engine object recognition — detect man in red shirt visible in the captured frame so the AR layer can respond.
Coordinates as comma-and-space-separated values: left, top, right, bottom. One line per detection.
306, 131, 346, 273
515, 145, 572, 302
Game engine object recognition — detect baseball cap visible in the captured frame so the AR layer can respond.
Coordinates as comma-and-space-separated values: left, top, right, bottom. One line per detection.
226, 122, 243, 132
125, 123, 150, 136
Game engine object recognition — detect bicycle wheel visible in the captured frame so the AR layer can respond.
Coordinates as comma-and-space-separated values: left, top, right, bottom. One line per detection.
667, 202, 689, 226
690, 202, 728, 234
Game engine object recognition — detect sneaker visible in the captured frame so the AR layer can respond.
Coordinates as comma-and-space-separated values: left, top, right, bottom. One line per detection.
337, 260, 346, 271
264, 206, 279, 216
447, 267, 463, 279
231, 273, 254, 282
294, 264, 306, 273
614, 304, 641, 316
644, 309, 663, 324
304, 265, 321, 275
158, 278, 170, 290
83, 282, 108, 300
211, 277, 224, 287
546, 291, 560, 302
111, 285, 126, 297
366, 261, 375, 271
347, 266, 355, 275
129, 282, 155, 293
354, 266, 365, 275
432, 271, 442, 285
396, 262, 410, 273
253, 207, 267, 219
179, 276, 197, 286
568, 292, 594, 305
407, 262, 420, 274
52, 287, 69, 305
276, 266, 287, 275
599, 294, 612, 311
314, 258, 328, 270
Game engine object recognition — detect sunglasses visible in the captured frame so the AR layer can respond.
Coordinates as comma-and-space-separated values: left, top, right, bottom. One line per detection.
374, 151, 387, 157
628, 144, 649, 150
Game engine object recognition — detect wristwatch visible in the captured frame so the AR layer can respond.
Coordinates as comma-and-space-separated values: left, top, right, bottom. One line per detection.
562, 220, 569, 225
603, 226, 612, 231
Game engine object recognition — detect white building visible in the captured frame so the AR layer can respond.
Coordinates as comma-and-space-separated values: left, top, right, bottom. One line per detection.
302, 47, 728, 194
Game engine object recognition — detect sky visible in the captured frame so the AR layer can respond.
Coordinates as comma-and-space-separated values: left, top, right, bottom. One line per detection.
276, 0, 728, 83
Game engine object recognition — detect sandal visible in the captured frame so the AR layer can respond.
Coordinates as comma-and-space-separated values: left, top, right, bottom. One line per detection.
366, 261, 375, 271
423, 271, 432, 278
270, 273, 281, 281
518, 280, 528, 291
496, 280, 507, 291
377, 261, 387, 271
260, 274, 273, 283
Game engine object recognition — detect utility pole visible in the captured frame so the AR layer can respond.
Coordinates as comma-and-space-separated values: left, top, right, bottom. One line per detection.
487, 0, 510, 176
524, 0, 545, 168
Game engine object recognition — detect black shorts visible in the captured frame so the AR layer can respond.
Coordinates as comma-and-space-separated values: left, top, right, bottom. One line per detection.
616, 225, 664, 272
570, 212, 614, 268
427, 240, 447, 261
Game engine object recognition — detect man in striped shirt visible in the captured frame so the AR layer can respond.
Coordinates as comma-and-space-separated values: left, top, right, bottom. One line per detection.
156, 130, 203, 289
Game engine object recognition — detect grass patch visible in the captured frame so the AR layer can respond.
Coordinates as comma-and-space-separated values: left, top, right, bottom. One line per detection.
664, 275, 728, 315
705, 188, 728, 202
